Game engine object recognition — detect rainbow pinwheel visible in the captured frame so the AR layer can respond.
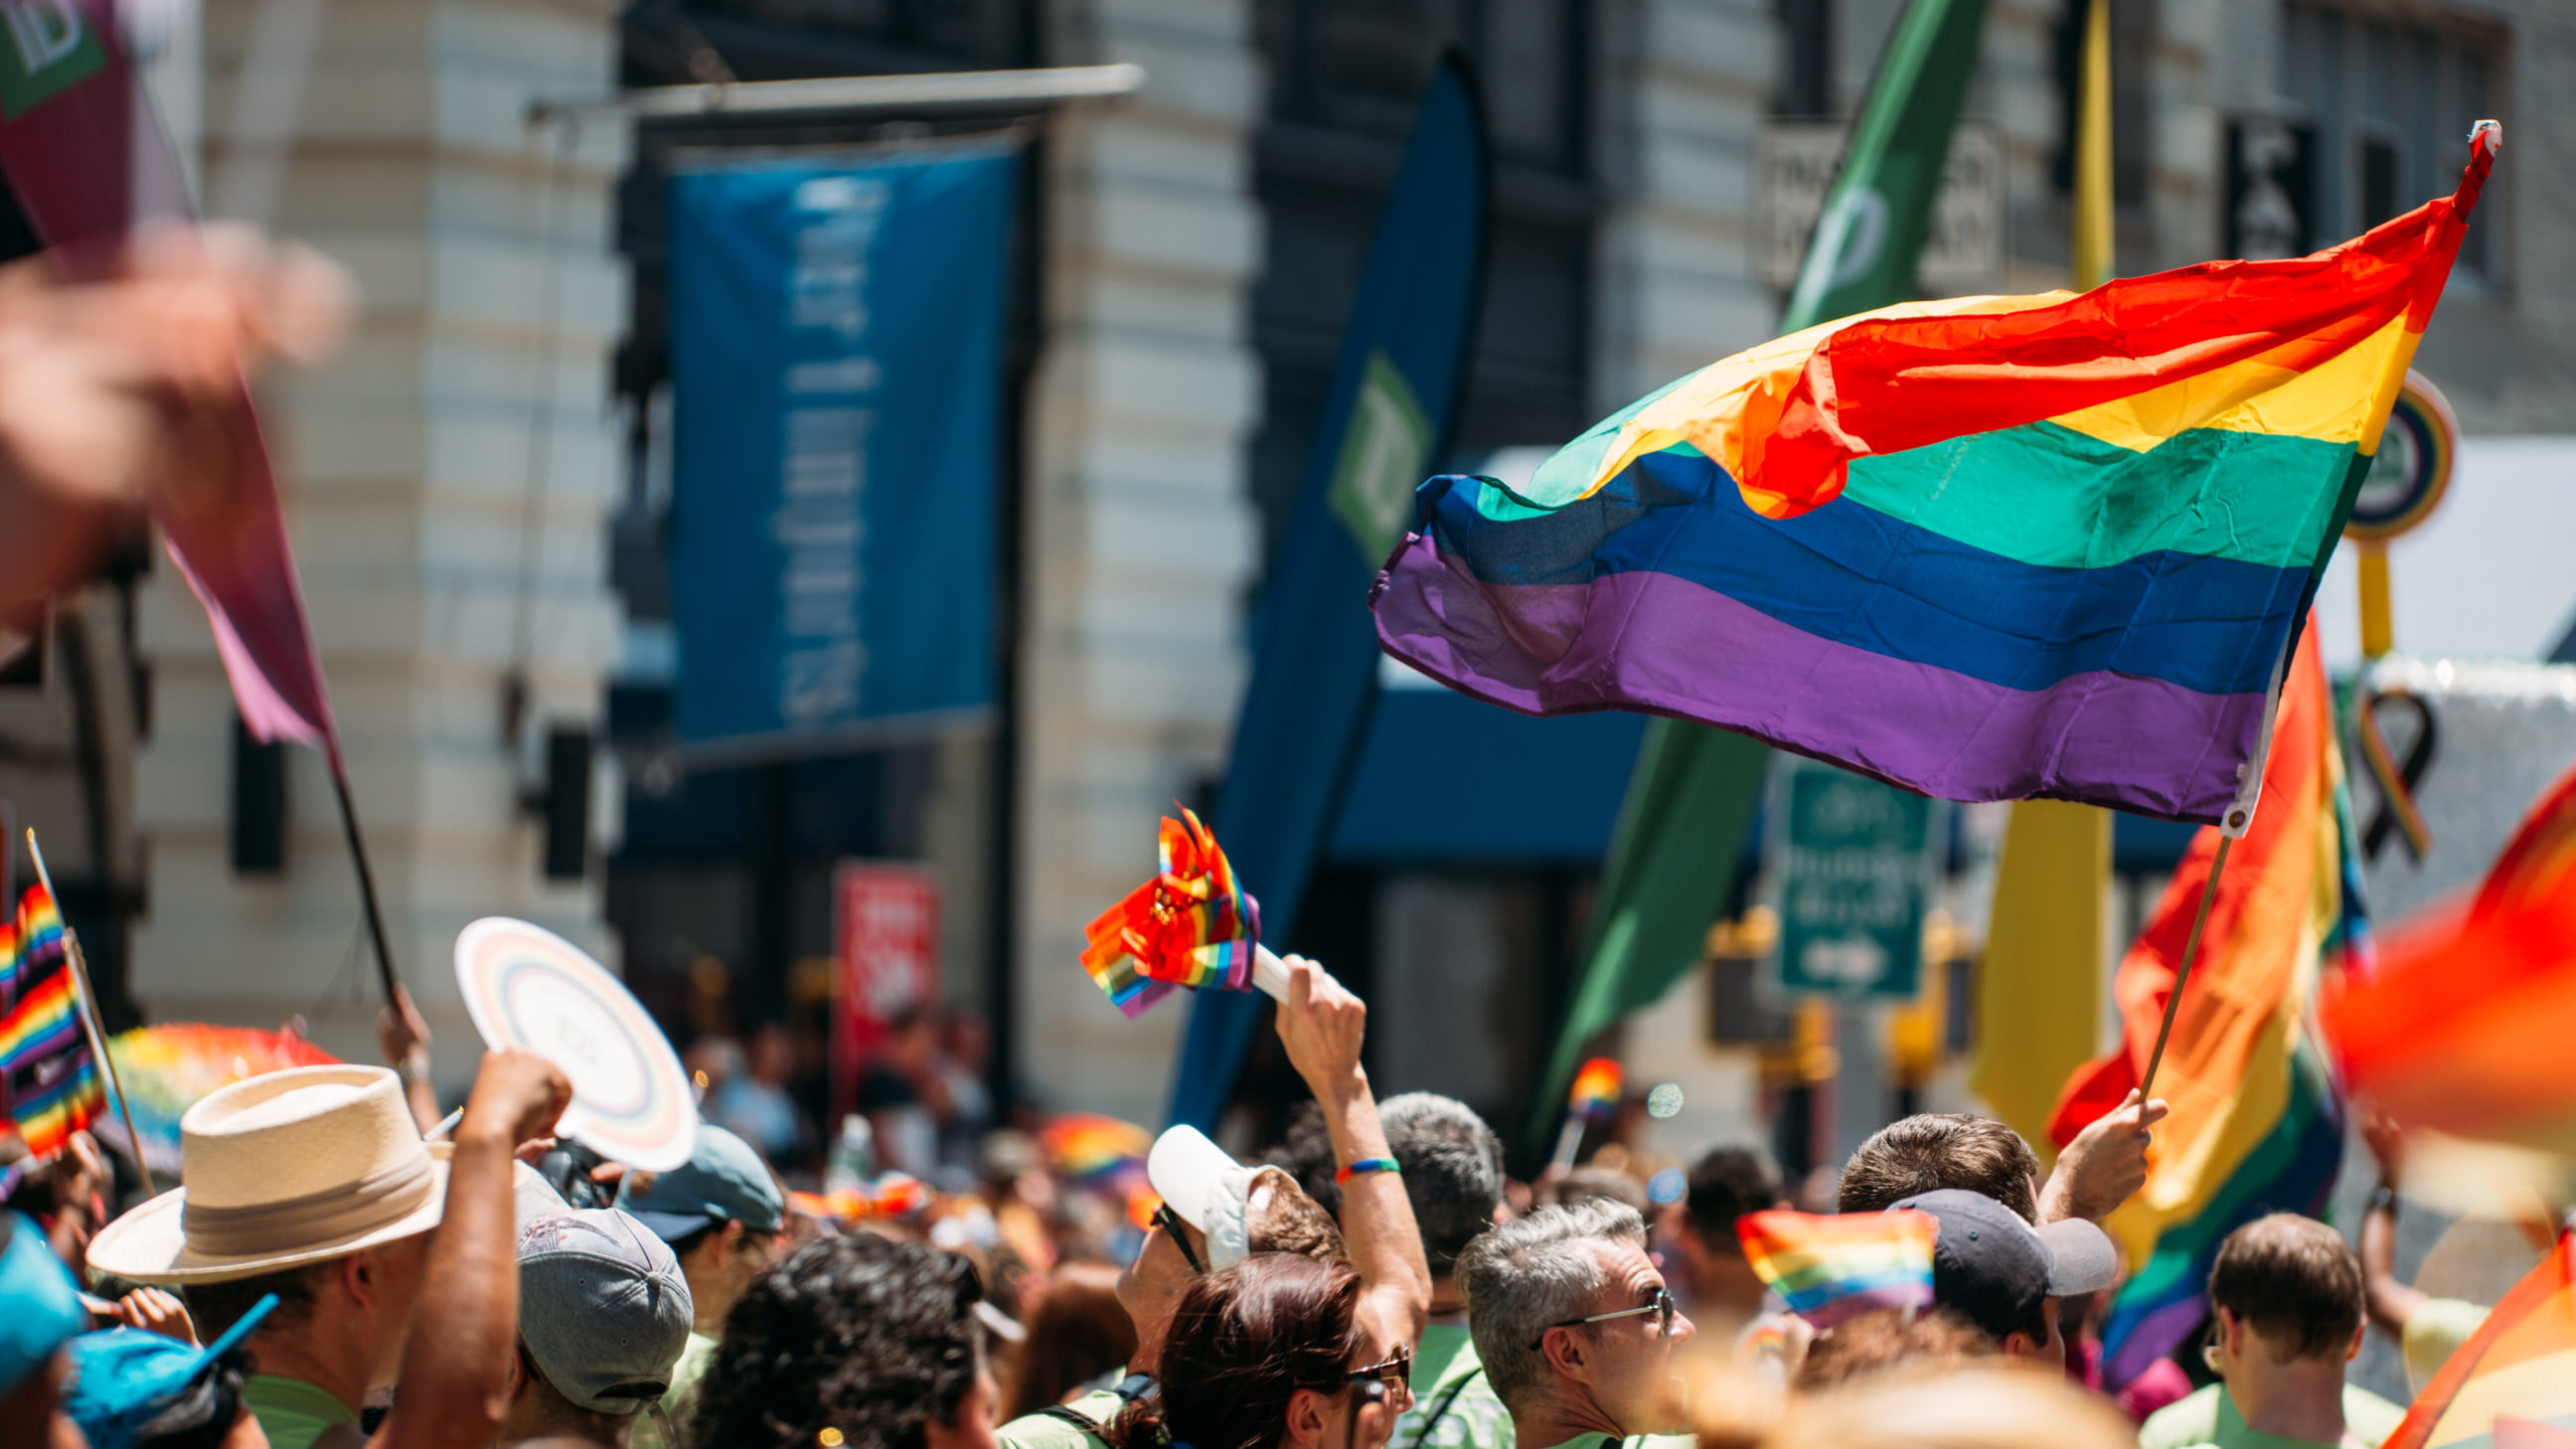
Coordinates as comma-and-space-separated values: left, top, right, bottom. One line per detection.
1081, 809, 1275, 1019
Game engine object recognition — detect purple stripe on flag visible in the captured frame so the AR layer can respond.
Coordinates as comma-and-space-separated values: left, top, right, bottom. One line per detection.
1372, 535, 2265, 823
1798, 1281, 1939, 1330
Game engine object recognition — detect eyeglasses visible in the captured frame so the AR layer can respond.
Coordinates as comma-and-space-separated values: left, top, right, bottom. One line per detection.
1345, 1347, 1414, 1412
1153, 1204, 1205, 1275
1530, 1288, 1679, 1350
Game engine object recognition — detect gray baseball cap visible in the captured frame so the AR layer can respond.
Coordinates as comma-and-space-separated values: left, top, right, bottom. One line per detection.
614, 1123, 785, 1240
1888, 1190, 2118, 1342
517, 1208, 695, 1415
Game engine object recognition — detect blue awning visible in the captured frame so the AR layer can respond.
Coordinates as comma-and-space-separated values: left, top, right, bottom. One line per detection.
1328, 676, 1647, 866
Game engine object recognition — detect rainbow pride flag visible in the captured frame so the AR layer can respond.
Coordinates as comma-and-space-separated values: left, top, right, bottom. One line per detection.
0, 971, 80, 1073
1370, 124, 2497, 824
2327, 759, 2576, 1154
1081, 810, 1262, 1019
2384, 1231, 2576, 1449
11, 1046, 104, 1159
1738, 1208, 1938, 1329
2047, 624, 2357, 1386
0, 884, 66, 1003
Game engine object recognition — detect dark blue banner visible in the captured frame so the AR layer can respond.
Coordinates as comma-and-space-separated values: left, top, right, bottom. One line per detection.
1168, 58, 1491, 1127
666, 143, 1017, 759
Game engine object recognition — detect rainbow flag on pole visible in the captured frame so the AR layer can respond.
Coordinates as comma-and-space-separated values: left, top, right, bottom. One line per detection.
1738, 1208, 1938, 1329
11, 1046, 105, 1159
2047, 623, 2359, 1386
0, 884, 67, 1003
2383, 1231, 2576, 1449
1371, 124, 2497, 824
0, 972, 80, 1073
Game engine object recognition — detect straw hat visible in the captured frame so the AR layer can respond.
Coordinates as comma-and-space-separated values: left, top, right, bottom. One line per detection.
87, 1064, 450, 1285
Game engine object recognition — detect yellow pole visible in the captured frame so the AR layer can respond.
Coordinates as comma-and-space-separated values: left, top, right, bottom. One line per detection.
2071, 0, 2114, 288
1972, 799, 2110, 1165
2357, 544, 2394, 658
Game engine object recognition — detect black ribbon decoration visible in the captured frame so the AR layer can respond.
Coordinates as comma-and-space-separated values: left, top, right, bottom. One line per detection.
2357, 688, 2439, 865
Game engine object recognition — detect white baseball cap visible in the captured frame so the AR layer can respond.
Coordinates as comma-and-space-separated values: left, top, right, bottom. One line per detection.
1147, 1125, 1293, 1271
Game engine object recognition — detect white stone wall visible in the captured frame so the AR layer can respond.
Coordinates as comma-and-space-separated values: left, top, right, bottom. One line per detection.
131, 0, 626, 1085
1017, 0, 1264, 1124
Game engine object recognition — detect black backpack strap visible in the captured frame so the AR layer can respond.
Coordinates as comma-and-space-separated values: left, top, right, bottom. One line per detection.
1409, 1365, 1485, 1443
1035, 1375, 1158, 1434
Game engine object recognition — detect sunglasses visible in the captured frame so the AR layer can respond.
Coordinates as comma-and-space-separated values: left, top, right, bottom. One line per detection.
1154, 1204, 1205, 1275
1530, 1287, 1679, 1350
1344, 1346, 1413, 1412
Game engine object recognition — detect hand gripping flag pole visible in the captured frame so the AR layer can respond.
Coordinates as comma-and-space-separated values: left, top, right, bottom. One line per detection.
24, 829, 150, 1183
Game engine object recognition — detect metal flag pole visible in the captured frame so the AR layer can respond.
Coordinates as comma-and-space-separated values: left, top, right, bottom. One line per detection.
24, 829, 151, 1184
327, 760, 402, 1005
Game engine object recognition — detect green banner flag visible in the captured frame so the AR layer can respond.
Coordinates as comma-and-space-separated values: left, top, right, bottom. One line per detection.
1526, 0, 1993, 1160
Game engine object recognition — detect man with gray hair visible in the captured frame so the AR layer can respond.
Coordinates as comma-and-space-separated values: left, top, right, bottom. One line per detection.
1458, 1201, 1696, 1449
1379, 1093, 1513, 1449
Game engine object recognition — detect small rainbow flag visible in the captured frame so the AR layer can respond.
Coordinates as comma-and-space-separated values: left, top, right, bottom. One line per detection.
1568, 1057, 1623, 1124
0, 884, 66, 1003
1040, 1112, 1153, 1189
1738, 1208, 1938, 1328
0, 972, 80, 1073
11, 1046, 105, 1159
1372, 124, 2497, 826
2382, 1230, 2576, 1449
1081, 809, 1263, 1019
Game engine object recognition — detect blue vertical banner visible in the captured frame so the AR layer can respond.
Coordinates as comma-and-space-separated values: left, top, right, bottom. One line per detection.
665, 142, 1019, 759
1167, 57, 1492, 1127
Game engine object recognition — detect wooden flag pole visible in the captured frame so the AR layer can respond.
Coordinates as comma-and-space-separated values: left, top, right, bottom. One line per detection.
2137, 833, 2236, 1100
24, 829, 151, 1183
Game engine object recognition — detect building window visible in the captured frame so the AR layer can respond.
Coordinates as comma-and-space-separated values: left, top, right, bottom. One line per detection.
2282, 2, 2502, 275
2052, 0, 2158, 207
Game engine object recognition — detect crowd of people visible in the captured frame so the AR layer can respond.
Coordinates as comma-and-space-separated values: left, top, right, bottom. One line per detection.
0, 949, 2491, 1449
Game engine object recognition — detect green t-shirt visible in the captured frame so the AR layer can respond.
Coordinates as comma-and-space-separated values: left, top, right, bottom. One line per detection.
1532, 1432, 1697, 1449
2402, 1298, 2490, 1393
2139, 1382, 2408, 1449
630, 1330, 722, 1449
1391, 1321, 1515, 1449
996, 1387, 1131, 1449
243, 1373, 364, 1449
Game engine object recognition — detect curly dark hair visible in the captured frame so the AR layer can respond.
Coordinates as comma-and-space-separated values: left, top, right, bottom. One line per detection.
1107, 1254, 1367, 1449
684, 1233, 987, 1449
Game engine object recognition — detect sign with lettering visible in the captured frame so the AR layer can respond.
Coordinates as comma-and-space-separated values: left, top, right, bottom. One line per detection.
665, 142, 1018, 758
1768, 756, 1938, 1000
1756, 120, 2002, 293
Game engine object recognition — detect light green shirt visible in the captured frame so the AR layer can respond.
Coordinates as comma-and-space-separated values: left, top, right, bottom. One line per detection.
1391, 1321, 1515, 1449
630, 1331, 722, 1449
2402, 1298, 2490, 1393
1532, 1433, 1697, 1449
242, 1374, 363, 1449
2138, 1382, 2408, 1449
996, 1387, 1129, 1449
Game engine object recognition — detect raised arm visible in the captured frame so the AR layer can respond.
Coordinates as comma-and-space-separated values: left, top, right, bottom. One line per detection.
2357, 1105, 2426, 1340
1272, 956, 1431, 1350
2038, 1089, 2169, 1223
375, 1049, 570, 1449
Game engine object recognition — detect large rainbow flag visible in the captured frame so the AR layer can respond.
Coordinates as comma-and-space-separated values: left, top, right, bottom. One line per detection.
2046, 624, 2360, 1385
1370, 124, 2497, 824
2383, 1231, 2576, 1449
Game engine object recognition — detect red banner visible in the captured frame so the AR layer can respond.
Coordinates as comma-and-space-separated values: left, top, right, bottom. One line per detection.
829, 863, 940, 1120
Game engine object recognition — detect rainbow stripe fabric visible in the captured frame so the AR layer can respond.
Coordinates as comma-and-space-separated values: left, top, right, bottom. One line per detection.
2327, 758, 2576, 1155
2049, 624, 2357, 1385
0, 883, 67, 1002
103, 1025, 340, 1170
11, 1046, 104, 1159
0, 972, 80, 1073
1567, 1057, 1623, 1124
2384, 1231, 2576, 1449
1370, 124, 2497, 824
1081, 809, 1263, 1019
1738, 1208, 1938, 1328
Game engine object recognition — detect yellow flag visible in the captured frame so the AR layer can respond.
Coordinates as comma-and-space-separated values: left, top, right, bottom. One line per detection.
1972, 800, 2108, 1163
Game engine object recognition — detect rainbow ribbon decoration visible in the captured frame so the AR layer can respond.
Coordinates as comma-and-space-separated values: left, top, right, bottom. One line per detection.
1081, 809, 1267, 1019
1738, 1208, 1939, 1329
2355, 687, 2435, 864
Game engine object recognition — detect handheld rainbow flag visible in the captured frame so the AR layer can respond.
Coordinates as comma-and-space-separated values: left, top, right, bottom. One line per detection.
2048, 623, 2358, 1387
10, 1046, 105, 1159
1371, 123, 2499, 826
1738, 1208, 1938, 1329
1040, 1111, 1154, 1191
2382, 1230, 2576, 1449
0, 883, 66, 1004
2326, 759, 2576, 1154
1547, 1056, 1625, 1172
1081, 809, 1285, 1019
0, 972, 80, 1074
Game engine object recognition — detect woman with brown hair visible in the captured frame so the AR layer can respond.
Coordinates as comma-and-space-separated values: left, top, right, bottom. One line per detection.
1109, 1254, 1415, 1449
1005, 1262, 1141, 1421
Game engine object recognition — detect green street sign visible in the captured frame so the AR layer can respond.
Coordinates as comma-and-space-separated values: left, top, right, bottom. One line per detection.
1769, 757, 1937, 999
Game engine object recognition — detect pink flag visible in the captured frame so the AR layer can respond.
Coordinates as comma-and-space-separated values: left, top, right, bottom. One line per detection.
0, 0, 339, 758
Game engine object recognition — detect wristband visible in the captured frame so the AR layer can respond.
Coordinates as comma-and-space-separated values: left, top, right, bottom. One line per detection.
2369, 1184, 2398, 1214
1336, 1158, 1400, 1185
